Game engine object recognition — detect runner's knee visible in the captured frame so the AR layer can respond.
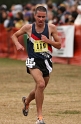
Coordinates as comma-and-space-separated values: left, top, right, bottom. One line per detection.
37, 80, 45, 89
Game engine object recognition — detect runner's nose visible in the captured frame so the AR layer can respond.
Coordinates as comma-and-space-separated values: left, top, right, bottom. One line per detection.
40, 17, 43, 21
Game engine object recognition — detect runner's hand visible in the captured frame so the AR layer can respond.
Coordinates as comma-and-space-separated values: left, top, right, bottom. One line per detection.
41, 35, 49, 43
16, 43, 24, 51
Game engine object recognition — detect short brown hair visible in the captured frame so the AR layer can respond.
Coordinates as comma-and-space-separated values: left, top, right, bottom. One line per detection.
35, 6, 47, 14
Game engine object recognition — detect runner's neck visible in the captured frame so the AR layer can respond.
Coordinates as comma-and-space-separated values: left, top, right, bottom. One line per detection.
35, 23, 45, 33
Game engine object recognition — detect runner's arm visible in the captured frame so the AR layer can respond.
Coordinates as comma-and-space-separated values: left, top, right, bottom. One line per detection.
41, 24, 61, 49
11, 24, 30, 50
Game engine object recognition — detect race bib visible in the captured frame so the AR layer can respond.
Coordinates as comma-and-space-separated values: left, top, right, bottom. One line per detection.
34, 40, 48, 52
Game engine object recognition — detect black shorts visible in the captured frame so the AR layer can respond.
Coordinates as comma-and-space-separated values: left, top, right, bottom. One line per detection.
26, 58, 53, 77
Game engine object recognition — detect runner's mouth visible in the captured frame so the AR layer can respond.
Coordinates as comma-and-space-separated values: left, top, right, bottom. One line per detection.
39, 22, 43, 24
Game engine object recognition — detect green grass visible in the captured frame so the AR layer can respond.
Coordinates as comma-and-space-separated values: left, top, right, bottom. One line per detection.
0, 58, 81, 124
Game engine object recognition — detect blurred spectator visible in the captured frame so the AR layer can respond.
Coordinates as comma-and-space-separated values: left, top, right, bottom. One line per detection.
66, 4, 77, 24
0, 6, 7, 24
52, 16, 60, 25
31, 2, 36, 12
1, 4, 7, 10
0, 7, 3, 24
23, 12, 32, 24
71, 11, 78, 22
7, 12, 14, 27
0, 1, 81, 27
25, 3, 32, 10
74, 5, 81, 25
23, 3, 35, 24
47, 2, 57, 17
64, 11, 71, 24
14, 12, 24, 28
23, 3, 32, 15
3, 13, 9, 27
63, 0, 75, 6
74, 0, 81, 5
57, 5, 66, 24
47, 11, 54, 24
4, 12, 15, 28
11, 4, 23, 17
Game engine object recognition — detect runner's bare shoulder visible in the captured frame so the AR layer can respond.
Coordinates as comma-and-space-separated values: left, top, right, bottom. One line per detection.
48, 23, 56, 31
25, 24, 32, 30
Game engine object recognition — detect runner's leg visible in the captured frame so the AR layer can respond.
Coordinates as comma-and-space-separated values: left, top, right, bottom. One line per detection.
25, 76, 49, 105
44, 76, 50, 87
25, 86, 36, 105
29, 68, 45, 118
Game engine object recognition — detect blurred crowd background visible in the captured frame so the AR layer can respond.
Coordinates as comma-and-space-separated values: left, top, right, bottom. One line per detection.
0, 0, 81, 30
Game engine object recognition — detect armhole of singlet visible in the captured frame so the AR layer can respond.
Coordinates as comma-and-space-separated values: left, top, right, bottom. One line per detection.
32, 23, 35, 34
46, 23, 49, 39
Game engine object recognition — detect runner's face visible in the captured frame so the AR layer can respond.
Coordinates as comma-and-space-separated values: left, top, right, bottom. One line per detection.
34, 11, 47, 26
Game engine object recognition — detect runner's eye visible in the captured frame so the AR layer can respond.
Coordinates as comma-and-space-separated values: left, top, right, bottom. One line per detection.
38, 16, 45, 18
